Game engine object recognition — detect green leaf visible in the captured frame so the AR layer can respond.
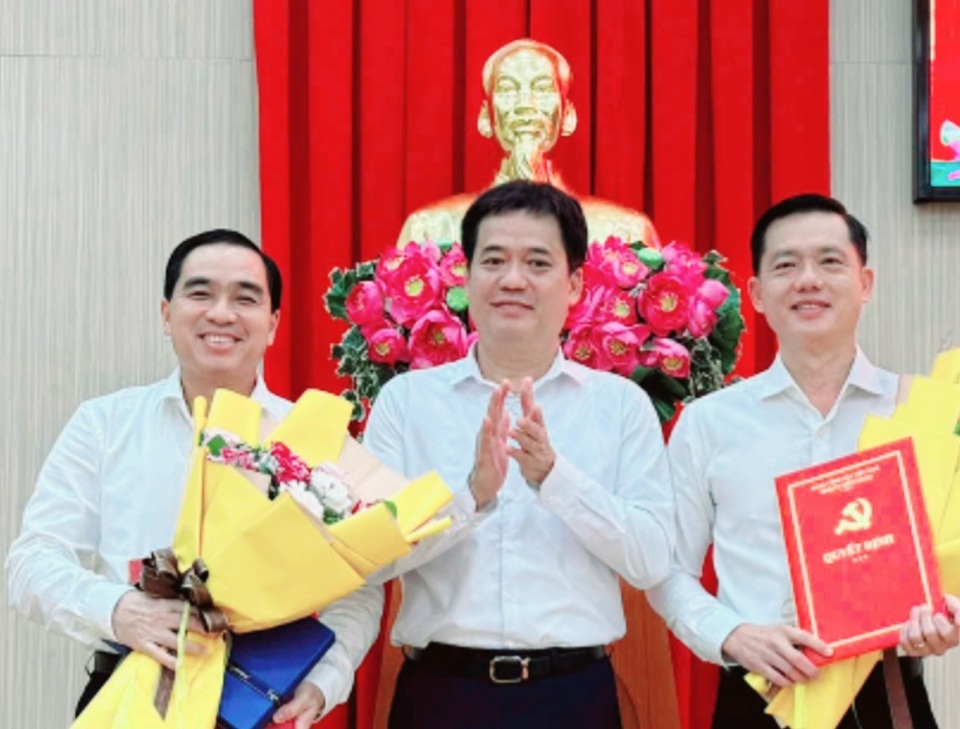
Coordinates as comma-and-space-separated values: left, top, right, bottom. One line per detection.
652, 398, 677, 424
446, 286, 469, 312
206, 434, 227, 456
628, 365, 656, 385
383, 500, 398, 518
637, 247, 665, 271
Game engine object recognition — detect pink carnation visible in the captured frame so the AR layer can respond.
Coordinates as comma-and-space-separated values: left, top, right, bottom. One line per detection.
270, 442, 311, 484
408, 310, 470, 369
639, 274, 691, 336
366, 327, 408, 365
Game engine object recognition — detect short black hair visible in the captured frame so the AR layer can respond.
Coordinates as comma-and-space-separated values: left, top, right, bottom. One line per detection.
750, 193, 868, 275
461, 181, 588, 271
163, 229, 282, 312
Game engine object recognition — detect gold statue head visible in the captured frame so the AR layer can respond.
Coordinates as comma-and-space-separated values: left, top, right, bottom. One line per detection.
478, 39, 578, 162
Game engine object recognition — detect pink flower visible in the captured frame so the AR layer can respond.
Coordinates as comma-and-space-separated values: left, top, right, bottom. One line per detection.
345, 281, 386, 328
585, 237, 649, 289
661, 242, 706, 280
375, 246, 409, 288
408, 309, 470, 369
270, 442, 311, 484
367, 327, 408, 365
599, 321, 651, 375
647, 338, 691, 378
384, 255, 443, 328
687, 279, 730, 337
565, 286, 603, 329
439, 244, 468, 287
220, 447, 256, 470
599, 287, 639, 326
639, 274, 691, 336
563, 325, 612, 370
420, 241, 442, 263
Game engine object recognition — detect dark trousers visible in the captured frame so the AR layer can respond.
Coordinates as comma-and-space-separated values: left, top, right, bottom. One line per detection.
389, 654, 622, 729
712, 659, 938, 729
75, 651, 123, 718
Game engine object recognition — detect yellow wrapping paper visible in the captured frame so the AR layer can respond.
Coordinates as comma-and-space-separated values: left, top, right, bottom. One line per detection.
749, 349, 960, 729
74, 388, 453, 729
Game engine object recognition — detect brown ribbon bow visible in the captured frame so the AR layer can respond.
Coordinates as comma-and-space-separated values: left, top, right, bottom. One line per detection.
139, 548, 229, 717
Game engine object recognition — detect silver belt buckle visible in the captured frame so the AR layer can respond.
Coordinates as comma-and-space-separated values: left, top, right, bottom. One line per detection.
489, 655, 530, 684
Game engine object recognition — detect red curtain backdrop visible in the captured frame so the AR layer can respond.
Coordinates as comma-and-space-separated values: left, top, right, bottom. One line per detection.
253, 2, 830, 728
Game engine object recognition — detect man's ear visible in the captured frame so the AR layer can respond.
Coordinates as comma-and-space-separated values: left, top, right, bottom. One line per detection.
160, 299, 171, 335
747, 276, 764, 314
561, 102, 577, 137
478, 101, 493, 138
267, 310, 280, 346
860, 266, 875, 304
568, 267, 583, 304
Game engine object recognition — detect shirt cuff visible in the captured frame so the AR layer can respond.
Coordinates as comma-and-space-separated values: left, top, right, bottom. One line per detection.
303, 660, 348, 718
452, 485, 496, 521
536, 454, 582, 515
700, 606, 746, 666
83, 582, 136, 642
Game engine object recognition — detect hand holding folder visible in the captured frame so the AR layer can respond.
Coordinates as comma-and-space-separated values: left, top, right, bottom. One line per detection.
749, 348, 960, 729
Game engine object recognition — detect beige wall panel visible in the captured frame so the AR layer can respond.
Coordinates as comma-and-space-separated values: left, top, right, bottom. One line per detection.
0, 2, 259, 727
0, 0, 252, 58
832, 0, 960, 726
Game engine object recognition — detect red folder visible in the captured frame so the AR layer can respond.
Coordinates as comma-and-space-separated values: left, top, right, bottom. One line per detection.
776, 438, 943, 664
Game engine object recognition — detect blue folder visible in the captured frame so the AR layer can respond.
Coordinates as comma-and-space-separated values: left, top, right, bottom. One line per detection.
217, 618, 336, 729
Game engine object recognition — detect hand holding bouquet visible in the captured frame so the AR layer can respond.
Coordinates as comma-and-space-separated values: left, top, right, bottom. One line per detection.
73, 388, 453, 729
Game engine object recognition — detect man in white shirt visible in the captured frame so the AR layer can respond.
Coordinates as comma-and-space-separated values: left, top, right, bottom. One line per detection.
6, 230, 382, 729
647, 194, 960, 728
363, 180, 675, 729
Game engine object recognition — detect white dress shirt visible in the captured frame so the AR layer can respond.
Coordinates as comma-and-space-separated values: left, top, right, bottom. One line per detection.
646, 349, 898, 664
363, 348, 674, 649
5, 369, 382, 714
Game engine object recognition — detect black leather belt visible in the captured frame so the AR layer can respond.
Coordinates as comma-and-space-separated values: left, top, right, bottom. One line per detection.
404, 643, 607, 684
90, 650, 122, 676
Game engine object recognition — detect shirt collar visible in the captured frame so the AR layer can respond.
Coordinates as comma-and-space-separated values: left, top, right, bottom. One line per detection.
160, 368, 288, 421
757, 347, 886, 400
450, 344, 587, 388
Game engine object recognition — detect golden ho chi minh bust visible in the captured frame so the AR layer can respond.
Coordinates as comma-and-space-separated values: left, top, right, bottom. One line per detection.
397, 38, 660, 248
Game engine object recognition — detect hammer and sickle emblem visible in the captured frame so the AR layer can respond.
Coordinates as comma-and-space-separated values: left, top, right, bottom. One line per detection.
834, 497, 873, 535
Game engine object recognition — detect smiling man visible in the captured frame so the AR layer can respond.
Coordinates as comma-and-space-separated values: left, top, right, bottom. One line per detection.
647, 194, 960, 728
364, 180, 674, 729
6, 230, 382, 729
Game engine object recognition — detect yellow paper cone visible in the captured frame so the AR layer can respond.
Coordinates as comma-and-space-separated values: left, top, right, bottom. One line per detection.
749, 652, 879, 729
75, 387, 453, 729
930, 347, 960, 384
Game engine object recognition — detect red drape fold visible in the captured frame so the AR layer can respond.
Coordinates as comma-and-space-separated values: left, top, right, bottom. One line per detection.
254, 2, 830, 728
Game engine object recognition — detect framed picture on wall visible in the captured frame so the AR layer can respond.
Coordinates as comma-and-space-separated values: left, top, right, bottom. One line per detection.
915, 0, 960, 201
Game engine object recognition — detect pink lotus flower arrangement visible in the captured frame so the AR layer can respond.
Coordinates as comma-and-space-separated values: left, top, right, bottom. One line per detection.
325, 237, 744, 423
